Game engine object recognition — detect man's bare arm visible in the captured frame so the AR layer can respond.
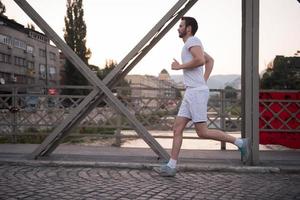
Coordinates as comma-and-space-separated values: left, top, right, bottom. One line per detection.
203, 52, 214, 81
171, 46, 205, 70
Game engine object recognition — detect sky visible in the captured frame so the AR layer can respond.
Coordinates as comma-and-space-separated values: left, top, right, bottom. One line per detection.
2, 0, 300, 76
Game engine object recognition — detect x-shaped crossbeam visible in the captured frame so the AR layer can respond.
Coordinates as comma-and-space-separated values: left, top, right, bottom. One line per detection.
14, 0, 198, 160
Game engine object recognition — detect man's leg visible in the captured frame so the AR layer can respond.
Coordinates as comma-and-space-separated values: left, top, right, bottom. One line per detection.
170, 116, 190, 160
155, 116, 189, 177
194, 122, 250, 163
194, 122, 236, 143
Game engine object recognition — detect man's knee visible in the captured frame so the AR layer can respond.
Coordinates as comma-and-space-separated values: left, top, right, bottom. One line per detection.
172, 117, 189, 137
197, 131, 209, 139
172, 123, 185, 137
172, 124, 183, 136
195, 122, 208, 138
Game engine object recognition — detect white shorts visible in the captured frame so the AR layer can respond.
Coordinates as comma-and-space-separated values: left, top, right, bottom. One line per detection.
177, 88, 209, 123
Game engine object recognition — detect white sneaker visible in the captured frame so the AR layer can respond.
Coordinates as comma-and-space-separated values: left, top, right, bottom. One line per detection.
239, 138, 250, 164
154, 164, 176, 177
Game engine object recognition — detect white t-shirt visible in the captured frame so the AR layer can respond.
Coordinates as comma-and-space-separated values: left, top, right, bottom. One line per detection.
181, 36, 208, 90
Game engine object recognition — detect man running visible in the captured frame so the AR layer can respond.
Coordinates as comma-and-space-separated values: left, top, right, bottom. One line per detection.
156, 16, 250, 177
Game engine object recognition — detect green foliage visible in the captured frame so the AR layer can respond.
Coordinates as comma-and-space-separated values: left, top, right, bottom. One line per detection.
0, 126, 115, 144
63, 0, 92, 91
260, 56, 300, 90
175, 88, 182, 99
64, 60, 88, 86
97, 60, 132, 98
0, 135, 47, 144
97, 60, 116, 80
0, 0, 5, 15
224, 85, 238, 99
225, 105, 241, 117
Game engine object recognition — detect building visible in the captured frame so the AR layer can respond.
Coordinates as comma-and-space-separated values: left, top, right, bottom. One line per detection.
0, 15, 60, 93
125, 69, 180, 108
158, 68, 170, 81
125, 69, 179, 97
59, 52, 66, 85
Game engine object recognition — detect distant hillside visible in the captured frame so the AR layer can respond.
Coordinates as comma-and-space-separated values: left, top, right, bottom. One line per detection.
225, 76, 241, 89
171, 74, 241, 89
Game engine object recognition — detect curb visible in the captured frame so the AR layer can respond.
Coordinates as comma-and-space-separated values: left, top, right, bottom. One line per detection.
1, 159, 299, 174
178, 164, 281, 173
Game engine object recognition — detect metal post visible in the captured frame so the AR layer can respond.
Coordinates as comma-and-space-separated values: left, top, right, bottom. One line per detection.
242, 0, 260, 165
113, 114, 122, 147
11, 86, 17, 143
220, 90, 226, 150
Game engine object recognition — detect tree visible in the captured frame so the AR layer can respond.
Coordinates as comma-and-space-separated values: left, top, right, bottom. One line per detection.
63, 0, 91, 89
97, 60, 117, 80
0, 0, 6, 15
97, 60, 131, 98
260, 56, 300, 90
224, 85, 237, 99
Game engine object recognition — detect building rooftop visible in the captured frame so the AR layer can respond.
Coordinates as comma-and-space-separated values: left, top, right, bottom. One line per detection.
0, 15, 49, 43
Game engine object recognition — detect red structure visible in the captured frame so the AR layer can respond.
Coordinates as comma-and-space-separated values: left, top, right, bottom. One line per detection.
259, 91, 300, 149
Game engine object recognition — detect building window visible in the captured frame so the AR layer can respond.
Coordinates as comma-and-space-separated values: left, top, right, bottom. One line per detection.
0, 72, 10, 84
14, 56, 27, 67
49, 52, 56, 61
27, 77, 35, 84
0, 52, 11, 63
39, 49, 46, 57
39, 64, 46, 79
0, 34, 12, 46
49, 66, 56, 79
0, 77, 5, 85
14, 39, 26, 50
27, 61, 34, 68
27, 61, 35, 77
29, 31, 49, 43
27, 45, 34, 54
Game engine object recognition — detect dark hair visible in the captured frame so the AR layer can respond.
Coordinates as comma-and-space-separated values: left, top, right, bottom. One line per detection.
181, 16, 198, 35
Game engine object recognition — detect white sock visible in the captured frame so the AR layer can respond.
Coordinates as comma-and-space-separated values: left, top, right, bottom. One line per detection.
234, 138, 243, 148
167, 159, 177, 169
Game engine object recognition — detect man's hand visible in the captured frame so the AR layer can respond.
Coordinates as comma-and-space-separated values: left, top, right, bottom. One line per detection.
171, 58, 181, 70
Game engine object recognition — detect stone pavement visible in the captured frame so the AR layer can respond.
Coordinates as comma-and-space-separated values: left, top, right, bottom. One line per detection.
0, 164, 300, 200
0, 144, 300, 199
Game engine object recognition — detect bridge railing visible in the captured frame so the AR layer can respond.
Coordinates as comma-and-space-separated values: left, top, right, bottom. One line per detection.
2, 84, 298, 149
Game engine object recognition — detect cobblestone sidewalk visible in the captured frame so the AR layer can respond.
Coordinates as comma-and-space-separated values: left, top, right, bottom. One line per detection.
0, 164, 299, 200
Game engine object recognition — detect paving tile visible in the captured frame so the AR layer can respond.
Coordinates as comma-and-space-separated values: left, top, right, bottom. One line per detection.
0, 164, 299, 199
